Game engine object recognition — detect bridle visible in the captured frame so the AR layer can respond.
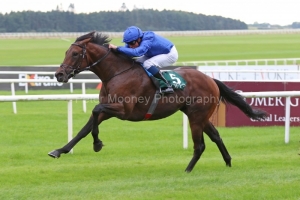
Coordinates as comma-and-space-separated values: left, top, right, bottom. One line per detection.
60, 42, 111, 78
60, 42, 136, 83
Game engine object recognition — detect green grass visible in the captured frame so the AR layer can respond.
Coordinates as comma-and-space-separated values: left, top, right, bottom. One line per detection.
1, 34, 300, 199
0, 38, 71, 66
1, 34, 300, 66
172, 34, 300, 61
0, 96, 300, 199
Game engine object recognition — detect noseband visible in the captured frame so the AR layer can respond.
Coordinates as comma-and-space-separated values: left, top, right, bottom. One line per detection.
60, 43, 111, 78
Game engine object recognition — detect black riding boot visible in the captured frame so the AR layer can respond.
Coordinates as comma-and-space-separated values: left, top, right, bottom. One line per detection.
149, 76, 162, 93
153, 70, 174, 94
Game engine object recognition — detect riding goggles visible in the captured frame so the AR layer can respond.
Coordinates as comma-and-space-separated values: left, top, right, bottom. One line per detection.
126, 40, 137, 45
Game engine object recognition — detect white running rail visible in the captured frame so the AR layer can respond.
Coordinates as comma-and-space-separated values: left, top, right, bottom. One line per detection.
0, 91, 299, 151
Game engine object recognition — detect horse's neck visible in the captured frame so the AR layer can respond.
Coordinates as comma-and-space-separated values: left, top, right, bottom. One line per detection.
86, 45, 147, 83
92, 56, 144, 83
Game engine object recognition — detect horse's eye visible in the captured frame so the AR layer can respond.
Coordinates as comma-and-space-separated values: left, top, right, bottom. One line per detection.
72, 52, 79, 57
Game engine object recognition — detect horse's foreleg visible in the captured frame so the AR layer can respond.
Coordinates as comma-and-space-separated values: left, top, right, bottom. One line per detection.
185, 121, 205, 173
204, 122, 231, 167
48, 117, 93, 158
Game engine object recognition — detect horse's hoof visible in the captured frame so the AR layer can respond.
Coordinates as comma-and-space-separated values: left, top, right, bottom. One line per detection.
185, 165, 193, 173
226, 162, 232, 167
48, 150, 61, 158
93, 142, 103, 152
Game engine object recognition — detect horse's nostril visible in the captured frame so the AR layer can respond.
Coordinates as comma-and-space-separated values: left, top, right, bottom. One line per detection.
55, 73, 64, 82
55, 72, 62, 78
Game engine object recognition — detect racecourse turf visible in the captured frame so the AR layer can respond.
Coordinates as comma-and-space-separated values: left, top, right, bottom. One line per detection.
0, 33, 300, 66
0, 34, 300, 199
0, 94, 300, 199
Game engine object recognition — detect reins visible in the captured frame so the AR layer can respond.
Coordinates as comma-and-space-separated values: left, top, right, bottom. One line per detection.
71, 43, 111, 73
61, 42, 136, 83
101, 60, 136, 83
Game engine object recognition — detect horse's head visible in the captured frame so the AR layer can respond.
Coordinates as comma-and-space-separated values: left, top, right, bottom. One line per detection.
55, 31, 111, 83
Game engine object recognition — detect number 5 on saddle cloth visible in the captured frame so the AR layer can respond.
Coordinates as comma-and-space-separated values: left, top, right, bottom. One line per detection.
142, 66, 187, 92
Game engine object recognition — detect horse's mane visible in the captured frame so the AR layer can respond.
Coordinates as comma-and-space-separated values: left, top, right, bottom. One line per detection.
75, 31, 111, 47
75, 31, 134, 62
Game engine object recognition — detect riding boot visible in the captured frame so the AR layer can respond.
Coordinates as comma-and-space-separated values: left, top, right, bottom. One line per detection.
149, 76, 162, 94
153, 70, 174, 94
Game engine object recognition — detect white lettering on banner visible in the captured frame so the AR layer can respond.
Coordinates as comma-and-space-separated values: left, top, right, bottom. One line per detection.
18, 74, 63, 87
290, 98, 299, 106
250, 114, 300, 122
204, 71, 299, 80
275, 97, 285, 106
250, 114, 273, 122
199, 65, 299, 80
238, 90, 300, 108
274, 115, 300, 122
248, 97, 299, 107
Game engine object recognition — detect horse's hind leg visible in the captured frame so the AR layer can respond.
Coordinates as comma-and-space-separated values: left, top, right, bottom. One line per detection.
204, 122, 231, 167
91, 103, 126, 152
185, 120, 206, 173
91, 104, 111, 152
48, 117, 94, 158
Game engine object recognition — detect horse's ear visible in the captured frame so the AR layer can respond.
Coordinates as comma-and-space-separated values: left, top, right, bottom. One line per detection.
76, 31, 96, 42
87, 31, 95, 39
90, 31, 96, 37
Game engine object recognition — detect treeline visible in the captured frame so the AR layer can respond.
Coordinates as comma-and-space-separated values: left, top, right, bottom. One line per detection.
0, 9, 248, 32
292, 22, 300, 29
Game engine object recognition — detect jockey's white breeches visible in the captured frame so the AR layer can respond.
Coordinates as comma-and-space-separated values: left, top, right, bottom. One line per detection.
135, 46, 178, 69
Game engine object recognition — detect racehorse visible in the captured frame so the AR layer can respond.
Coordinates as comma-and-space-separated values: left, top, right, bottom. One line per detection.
48, 31, 267, 172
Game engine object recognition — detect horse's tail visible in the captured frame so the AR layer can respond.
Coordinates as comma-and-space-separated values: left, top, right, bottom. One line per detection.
213, 78, 268, 120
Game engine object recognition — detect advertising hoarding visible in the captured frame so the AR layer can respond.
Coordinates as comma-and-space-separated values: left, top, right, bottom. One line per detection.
224, 82, 300, 126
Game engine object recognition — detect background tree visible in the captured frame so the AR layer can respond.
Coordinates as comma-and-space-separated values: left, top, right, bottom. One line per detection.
0, 9, 248, 32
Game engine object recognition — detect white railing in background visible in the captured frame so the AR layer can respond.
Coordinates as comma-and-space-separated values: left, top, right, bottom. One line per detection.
0, 79, 101, 114
2, 68, 300, 113
0, 91, 299, 149
1, 29, 300, 39
0, 71, 95, 94
240, 91, 299, 144
0, 94, 98, 153
2, 77, 300, 114
183, 91, 300, 147
2, 66, 300, 94
179, 58, 300, 66
0, 58, 299, 67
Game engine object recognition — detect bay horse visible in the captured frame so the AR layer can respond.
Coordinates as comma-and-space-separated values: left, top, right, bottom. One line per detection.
48, 31, 267, 172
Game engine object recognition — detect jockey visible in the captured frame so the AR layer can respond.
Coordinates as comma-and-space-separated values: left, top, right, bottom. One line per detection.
109, 26, 178, 94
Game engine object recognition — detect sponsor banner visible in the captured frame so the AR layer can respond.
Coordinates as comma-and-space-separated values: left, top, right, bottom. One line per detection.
224, 81, 300, 127
0, 66, 195, 91
0, 66, 99, 91
199, 65, 299, 80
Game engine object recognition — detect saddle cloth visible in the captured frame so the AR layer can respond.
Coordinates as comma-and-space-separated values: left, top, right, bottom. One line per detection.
158, 71, 187, 90
140, 64, 187, 90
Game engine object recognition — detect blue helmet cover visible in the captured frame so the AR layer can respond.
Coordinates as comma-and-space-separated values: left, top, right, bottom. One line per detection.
123, 26, 143, 43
